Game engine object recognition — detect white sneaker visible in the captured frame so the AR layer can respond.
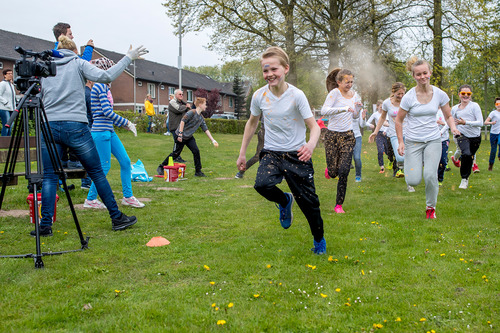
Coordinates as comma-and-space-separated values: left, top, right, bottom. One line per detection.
122, 196, 145, 208
164, 132, 171, 136
459, 178, 468, 189
83, 199, 107, 209
407, 184, 415, 192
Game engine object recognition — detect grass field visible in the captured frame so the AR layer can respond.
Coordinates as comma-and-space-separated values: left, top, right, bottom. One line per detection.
0, 131, 498, 332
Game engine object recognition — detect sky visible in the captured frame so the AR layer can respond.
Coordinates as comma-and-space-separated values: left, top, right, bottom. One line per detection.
0, 0, 223, 68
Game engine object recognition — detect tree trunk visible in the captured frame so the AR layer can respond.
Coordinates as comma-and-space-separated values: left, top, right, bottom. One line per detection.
431, 0, 443, 88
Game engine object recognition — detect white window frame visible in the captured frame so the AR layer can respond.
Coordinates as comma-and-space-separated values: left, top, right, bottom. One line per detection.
187, 90, 193, 103
147, 83, 156, 98
168, 87, 175, 96
229, 97, 234, 108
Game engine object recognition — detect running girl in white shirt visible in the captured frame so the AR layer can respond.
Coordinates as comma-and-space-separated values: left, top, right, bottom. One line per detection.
484, 97, 500, 171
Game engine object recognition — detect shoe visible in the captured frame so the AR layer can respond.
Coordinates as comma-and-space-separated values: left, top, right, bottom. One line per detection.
472, 163, 480, 173
459, 178, 468, 189
122, 196, 145, 208
426, 207, 436, 219
379, 167, 385, 174
451, 156, 461, 168
311, 238, 326, 255
157, 165, 164, 176
324, 167, 330, 179
83, 199, 107, 209
67, 161, 83, 169
164, 132, 171, 136
277, 192, 294, 229
334, 204, 345, 214
112, 213, 137, 231
407, 184, 415, 192
445, 166, 451, 171
234, 171, 244, 179
30, 225, 53, 237
355, 176, 361, 182
81, 184, 91, 190
488, 163, 493, 171
387, 162, 393, 170
438, 181, 443, 187
174, 157, 186, 163
194, 171, 207, 177
395, 170, 405, 178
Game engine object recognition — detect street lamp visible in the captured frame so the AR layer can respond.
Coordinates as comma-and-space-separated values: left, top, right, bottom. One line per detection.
178, 0, 183, 90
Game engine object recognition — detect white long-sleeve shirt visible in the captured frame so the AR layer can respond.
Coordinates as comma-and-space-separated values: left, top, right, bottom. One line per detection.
451, 101, 483, 138
321, 88, 360, 132
0, 80, 16, 111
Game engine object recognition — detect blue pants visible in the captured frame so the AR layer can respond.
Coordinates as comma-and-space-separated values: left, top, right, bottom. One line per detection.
41, 122, 121, 226
390, 136, 404, 163
87, 131, 133, 201
353, 136, 362, 178
147, 115, 152, 133
0, 109, 12, 136
489, 133, 500, 164
437, 140, 449, 182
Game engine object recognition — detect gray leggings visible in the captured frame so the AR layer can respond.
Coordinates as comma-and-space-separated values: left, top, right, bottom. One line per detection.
404, 139, 441, 208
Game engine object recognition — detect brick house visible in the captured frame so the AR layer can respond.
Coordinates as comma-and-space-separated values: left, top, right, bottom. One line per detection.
0, 29, 237, 114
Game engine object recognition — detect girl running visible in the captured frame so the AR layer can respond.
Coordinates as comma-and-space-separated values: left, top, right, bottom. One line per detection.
484, 97, 500, 171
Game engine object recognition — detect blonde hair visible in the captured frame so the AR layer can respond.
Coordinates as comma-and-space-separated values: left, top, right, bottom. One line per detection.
57, 35, 77, 53
261, 46, 289, 67
390, 82, 406, 96
376, 99, 383, 107
406, 56, 431, 74
325, 68, 354, 92
194, 97, 206, 107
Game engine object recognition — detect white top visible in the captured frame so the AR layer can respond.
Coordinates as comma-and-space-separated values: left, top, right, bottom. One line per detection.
250, 84, 313, 152
400, 86, 450, 142
487, 110, 500, 135
451, 101, 483, 138
320, 88, 360, 132
0, 80, 16, 111
436, 108, 450, 142
366, 111, 388, 133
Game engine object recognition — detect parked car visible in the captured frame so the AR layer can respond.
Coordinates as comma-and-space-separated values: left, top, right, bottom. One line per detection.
211, 114, 237, 120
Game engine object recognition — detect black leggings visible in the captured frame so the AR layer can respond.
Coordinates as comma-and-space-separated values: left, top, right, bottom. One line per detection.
458, 136, 481, 179
324, 130, 355, 205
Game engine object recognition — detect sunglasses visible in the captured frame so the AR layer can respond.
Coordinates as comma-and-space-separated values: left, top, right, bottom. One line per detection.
459, 91, 472, 96
496, 102, 500, 106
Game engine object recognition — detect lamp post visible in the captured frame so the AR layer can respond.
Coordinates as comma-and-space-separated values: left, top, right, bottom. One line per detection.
178, 0, 183, 90
133, 60, 136, 113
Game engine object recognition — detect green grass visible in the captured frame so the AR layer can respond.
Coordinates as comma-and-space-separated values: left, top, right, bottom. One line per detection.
0, 132, 498, 332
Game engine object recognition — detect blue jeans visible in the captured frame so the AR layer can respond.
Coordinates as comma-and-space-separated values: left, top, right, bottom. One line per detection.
489, 133, 500, 164
41, 121, 121, 226
87, 131, 133, 200
390, 136, 404, 163
437, 140, 449, 182
0, 109, 12, 136
353, 136, 362, 177
147, 115, 152, 133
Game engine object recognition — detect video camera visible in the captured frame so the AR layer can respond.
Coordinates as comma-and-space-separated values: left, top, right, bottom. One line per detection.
14, 46, 59, 93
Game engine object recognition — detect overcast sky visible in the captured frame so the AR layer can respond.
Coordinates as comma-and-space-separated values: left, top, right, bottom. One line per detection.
0, 0, 223, 67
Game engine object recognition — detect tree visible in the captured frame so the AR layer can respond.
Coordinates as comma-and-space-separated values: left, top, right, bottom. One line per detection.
193, 87, 221, 118
232, 73, 245, 119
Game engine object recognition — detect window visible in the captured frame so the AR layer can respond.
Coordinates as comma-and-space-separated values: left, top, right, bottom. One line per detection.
187, 90, 193, 102
147, 83, 156, 98
169, 87, 175, 96
0, 62, 3, 69
229, 97, 234, 108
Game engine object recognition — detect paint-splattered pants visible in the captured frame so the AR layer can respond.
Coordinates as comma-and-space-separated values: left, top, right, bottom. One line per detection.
324, 130, 355, 206
254, 150, 324, 242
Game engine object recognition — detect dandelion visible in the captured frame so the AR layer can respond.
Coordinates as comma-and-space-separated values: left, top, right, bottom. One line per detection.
114, 289, 121, 293
328, 256, 333, 262
373, 323, 383, 329
266, 264, 271, 268
361, 270, 365, 275
440, 253, 445, 256
0, 231, 4, 234
345, 302, 351, 306
204, 265, 210, 271
420, 318, 426, 322
395, 317, 401, 322
320, 293, 328, 298
215, 307, 219, 311
228, 303, 234, 308
64, 232, 68, 235
253, 294, 260, 298
211, 303, 216, 307
335, 288, 341, 292
217, 320, 226, 325
209, 281, 215, 285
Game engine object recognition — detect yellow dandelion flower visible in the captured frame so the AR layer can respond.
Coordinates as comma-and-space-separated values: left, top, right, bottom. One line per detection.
320, 293, 328, 298
459, 258, 464, 261
371, 221, 376, 224
204, 265, 210, 271
345, 302, 351, 306
482, 275, 487, 279
279, 283, 282, 286
362, 250, 365, 253
420, 317, 426, 322
345, 255, 348, 259
373, 323, 383, 329
217, 320, 226, 325
328, 256, 334, 262
361, 270, 365, 275
395, 317, 401, 322
228, 303, 234, 308
209, 281, 215, 285
114, 289, 120, 293
335, 288, 341, 292
211, 303, 216, 307
266, 264, 271, 268
440, 253, 445, 256
0, 231, 4, 234
215, 307, 219, 311
312, 266, 316, 270
253, 294, 260, 298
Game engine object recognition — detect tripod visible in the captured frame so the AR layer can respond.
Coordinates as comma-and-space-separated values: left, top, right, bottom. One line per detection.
0, 80, 89, 268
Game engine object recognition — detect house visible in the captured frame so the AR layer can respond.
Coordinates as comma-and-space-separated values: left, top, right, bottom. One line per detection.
0, 29, 237, 114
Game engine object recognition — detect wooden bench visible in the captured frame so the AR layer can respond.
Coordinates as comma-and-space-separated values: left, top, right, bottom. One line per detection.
0, 136, 86, 186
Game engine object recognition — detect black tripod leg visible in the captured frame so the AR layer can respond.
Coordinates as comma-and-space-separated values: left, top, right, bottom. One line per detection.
31, 182, 44, 269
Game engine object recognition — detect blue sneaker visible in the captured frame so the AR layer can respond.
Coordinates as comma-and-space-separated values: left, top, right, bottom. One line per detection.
355, 176, 361, 182
277, 192, 294, 229
311, 238, 326, 254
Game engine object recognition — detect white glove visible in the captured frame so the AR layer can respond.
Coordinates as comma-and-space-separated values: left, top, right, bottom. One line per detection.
126, 45, 148, 60
126, 121, 137, 136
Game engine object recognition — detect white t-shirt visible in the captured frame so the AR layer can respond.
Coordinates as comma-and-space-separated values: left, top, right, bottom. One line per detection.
366, 111, 388, 134
250, 84, 313, 152
451, 101, 483, 138
400, 86, 450, 142
381, 98, 400, 138
487, 110, 500, 135
320, 88, 361, 132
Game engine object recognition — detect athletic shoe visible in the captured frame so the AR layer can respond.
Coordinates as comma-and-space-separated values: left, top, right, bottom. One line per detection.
355, 176, 361, 182
395, 170, 405, 178
83, 199, 107, 209
472, 163, 480, 173
407, 184, 415, 192
157, 164, 164, 176
459, 178, 468, 189
122, 196, 145, 208
30, 225, 53, 237
112, 213, 137, 231
276, 192, 294, 229
164, 132, 171, 136
324, 167, 330, 179
451, 156, 461, 168
379, 167, 385, 174
334, 204, 345, 214
80, 184, 91, 190
195, 171, 207, 177
174, 157, 186, 163
438, 181, 443, 187
311, 238, 326, 255
426, 207, 436, 219
387, 162, 393, 170
234, 171, 244, 179
488, 163, 493, 171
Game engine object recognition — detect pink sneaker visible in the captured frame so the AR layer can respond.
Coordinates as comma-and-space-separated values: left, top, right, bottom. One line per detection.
325, 167, 330, 179
426, 207, 436, 219
472, 163, 480, 173
83, 199, 106, 209
122, 196, 145, 208
451, 156, 461, 168
334, 205, 345, 214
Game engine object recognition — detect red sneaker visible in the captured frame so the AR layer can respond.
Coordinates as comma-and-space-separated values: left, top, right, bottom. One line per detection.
334, 205, 345, 213
472, 163, 480, 173
325, 167, 331, 179
426, 207, 436, 219
451, 156, 461, 168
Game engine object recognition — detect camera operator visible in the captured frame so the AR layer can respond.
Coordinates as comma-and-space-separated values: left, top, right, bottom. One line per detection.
34, 36, 147, 237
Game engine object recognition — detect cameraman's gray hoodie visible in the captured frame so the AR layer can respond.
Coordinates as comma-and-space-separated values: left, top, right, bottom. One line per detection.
41, 49, 131, 123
